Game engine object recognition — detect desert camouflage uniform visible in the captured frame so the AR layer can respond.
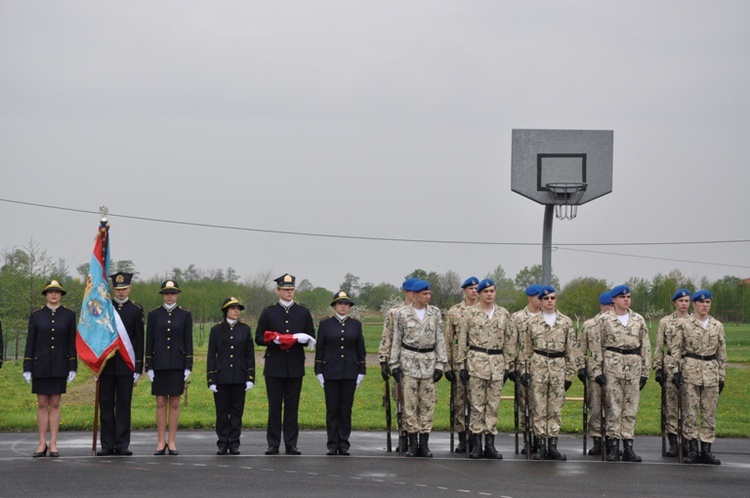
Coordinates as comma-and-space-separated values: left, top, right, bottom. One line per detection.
654, 312, 687, 435
591, 309, 651, 439
519, 312, 583, 438
579, 313, 604, 437
389, 305, 447, 433
668, 316, 727, 443
379, 302, 407, 399
508, 307, 537, 433
445, 300, 473, 432
456, 304, 512, 435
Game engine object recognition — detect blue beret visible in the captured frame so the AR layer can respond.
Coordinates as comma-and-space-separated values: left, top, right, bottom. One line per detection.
411, 280, 431, 292
525, 284, 543, 296
672, 288, 692, 301
610, 285, 630, 298
537, 285, 556, 298
599, 292, 613, 305
691, 289, 712, 302
477, 279, 495, 292
461, 276, 479, 289
402, 277, 419, 291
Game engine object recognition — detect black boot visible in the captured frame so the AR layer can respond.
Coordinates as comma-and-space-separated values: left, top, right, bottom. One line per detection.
683, 439, 700, 464
700, 441, 721, 465
418, 433, 433, 458
547, 437, 566, 461
588, 436, 602, 456
533, 437, 547, 460
406, 433, 419, 457
606, 438, 620, 461
455, 431, 467, 454
665, 433, 679, 457
483, 434, 502, 460
469, 433, 483, 459
621, 439, 641, 462
399, 432, 408, 454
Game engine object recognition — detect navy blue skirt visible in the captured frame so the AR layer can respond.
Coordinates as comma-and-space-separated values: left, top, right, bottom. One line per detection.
32, 376, 67, 395
152, 369, 185, 396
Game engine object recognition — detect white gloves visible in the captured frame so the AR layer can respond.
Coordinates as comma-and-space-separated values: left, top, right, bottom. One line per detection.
293, 333, 316, 351
184, 369, 191, 381
245, 381, 254, 391
209, 384, 218, 393
356, 374, 365, 388
23, 371, 32, 384
67, 371, 76, 383
133, 373, 140, 383
316, 373, 325, 388
147, 370, 155, 382
272, 334, 282, 345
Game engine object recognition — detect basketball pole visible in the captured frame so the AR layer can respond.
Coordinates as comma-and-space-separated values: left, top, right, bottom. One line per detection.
542, 204, 554, 286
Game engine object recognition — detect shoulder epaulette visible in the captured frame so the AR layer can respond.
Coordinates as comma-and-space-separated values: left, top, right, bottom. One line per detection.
265, 303, 277, 309
150, 306, 163, 313
131, 301, 144, 310
178, 305, 191, 312
61, 305, 75, 312
30, 306, 45, 314
296, 302, 310, 309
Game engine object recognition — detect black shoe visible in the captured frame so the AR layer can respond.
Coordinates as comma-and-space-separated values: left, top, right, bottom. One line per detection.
546, 437, 566, 461
154, 446, 166, 455
49, 451, 60, 458
96, 449, 115, 456
326, 449, 337, 455
621, 439, 641, 463
700, 441, 720, 465
588, 437, 602, 456
216, 447, 228, 455
405, 433, 419, 457
115, 449, 133, 456
338, 448, 350, 456
229, 448, 241, 455
417, 433, 433, 458
265, 446, 279, 455
533, 437, 548, 461
285, 446, 301, 455
455, 432, 467, 454
483, 434, 503, 460
684, 439, 700, 464
32, 446, 48, 458
167, 446, 179, 456
469, 434, 483, 459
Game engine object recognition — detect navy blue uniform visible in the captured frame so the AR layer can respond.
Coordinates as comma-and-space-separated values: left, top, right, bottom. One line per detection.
255, 302, 315, 449
315, 315, 366, 452
99, 299, 144, 452
207, 320, 255, 451
23, 306, 77, 394
146, 305, 193, 396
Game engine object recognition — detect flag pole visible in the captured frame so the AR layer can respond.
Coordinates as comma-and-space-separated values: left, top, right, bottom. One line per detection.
91, 208, 109, 456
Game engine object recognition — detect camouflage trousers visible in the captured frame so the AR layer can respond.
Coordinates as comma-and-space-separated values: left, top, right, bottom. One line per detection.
467, 377, 503, 435
604, 376, 640, 439
662, 372, 679, 434
451, 379, 467, 432
401, 376, 437, 433
586, 377, 603, 437
530, 370, 566, 438
681, 383, 719, 443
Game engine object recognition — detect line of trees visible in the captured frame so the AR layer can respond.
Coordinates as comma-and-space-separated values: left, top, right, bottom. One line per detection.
2, 239, 748, 359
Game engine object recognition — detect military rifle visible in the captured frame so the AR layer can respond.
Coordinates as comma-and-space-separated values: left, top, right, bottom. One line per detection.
384, 376, 392, 453
660, 376, 667, 457
582, 374, 588, 455
514, 358, 519, 454
449, 380, 456, 452
677, 365, 683, 464
396, 377, 405, 457
523, 361, 531, 461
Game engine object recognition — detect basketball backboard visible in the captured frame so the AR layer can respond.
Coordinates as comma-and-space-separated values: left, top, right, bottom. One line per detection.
511, 129, 613, 205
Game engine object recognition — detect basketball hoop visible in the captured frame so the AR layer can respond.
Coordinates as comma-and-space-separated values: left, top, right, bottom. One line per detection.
545, 182, 587, 220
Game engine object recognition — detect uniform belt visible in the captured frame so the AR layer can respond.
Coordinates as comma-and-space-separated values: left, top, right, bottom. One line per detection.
606, 346, 641, 355
684, 353, 717, 361
469, 345, 503, 355
402, 344, 435, 353
533, 349, 565, 358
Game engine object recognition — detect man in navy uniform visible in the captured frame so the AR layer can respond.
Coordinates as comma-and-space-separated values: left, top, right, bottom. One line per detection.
97, 272, 144, 456
255, 273, 316, 455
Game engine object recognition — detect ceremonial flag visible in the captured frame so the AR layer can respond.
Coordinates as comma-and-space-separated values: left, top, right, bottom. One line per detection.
76, 221, 136, 375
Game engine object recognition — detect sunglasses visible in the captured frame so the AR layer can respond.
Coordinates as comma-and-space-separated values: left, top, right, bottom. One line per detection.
541, 296, 557, 301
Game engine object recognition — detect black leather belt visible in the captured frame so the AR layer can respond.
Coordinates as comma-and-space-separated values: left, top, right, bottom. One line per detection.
402, 344, 435, 353
470, 345, 503, 355
606, 346, 641, 355
533, 349, 565, 358
684, 353, 717, 361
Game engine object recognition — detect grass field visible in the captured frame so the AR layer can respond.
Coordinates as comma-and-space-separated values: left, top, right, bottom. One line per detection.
1, 320, 748, 437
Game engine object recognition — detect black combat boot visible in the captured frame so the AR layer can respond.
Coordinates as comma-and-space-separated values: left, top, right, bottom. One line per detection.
455, 431, 467, 454
665, 433, 679, 457
683, 439, 700, 464
546, 437, 566, 461
533, 437, 547, 460
700, 441, 721, 465
483, 434, 502, 460
621, 439, 641, 462
406, 433, 419, 457
399, 432, 408, 454
588, 436, 602, 456
606, 438, 620, 461
469, 433, 483, 459
418, 433, 433, 458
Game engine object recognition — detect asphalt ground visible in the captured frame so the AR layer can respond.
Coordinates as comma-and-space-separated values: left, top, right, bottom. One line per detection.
1, 430, 748, 497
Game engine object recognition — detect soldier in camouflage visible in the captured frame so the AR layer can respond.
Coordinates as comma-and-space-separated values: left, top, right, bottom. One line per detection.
443, 276, 479, 454
456, 279, 511, 459
669, 290, 727, 465
591, 285, 651, 462
507, 284, 542, 454
389, 280, 447, 458
518, 286, 583, 461
378, 278, 419, 381
654, 288, 691, 457
578, 291, 613, 456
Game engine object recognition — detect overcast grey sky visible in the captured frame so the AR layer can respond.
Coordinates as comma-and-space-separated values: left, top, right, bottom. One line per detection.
1, 1, 748, 292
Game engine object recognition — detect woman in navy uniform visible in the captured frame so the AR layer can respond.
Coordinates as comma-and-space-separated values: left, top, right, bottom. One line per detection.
315, 291, 366, 455
23, 280, 77, 457
207, 297, 255, 455
145, 280, 193, 455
